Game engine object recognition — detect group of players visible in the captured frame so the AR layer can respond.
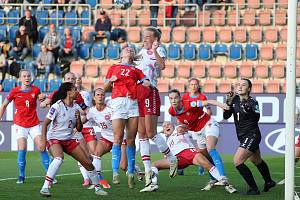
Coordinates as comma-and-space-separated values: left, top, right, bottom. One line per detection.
0, 27, 277, 197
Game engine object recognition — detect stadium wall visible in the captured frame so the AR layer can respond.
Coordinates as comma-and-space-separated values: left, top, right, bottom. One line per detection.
0, 92, 298, 155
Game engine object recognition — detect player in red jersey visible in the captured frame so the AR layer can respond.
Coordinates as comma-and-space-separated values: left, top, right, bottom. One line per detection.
104, 47, 150, 188
135, 27, 178, 190
0, 69, 50, 184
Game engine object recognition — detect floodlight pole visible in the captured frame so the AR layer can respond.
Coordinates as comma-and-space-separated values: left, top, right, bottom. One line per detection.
285, 0, 298, 200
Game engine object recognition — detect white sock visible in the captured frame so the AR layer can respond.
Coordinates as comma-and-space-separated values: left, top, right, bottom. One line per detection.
139, 139, 151, 174
42, 157, 63, 188
151, 166, 159, 185
78, 161, 89, 180
151, 134, 176, 162
91, 155, 101, 174
209, 166, 223, 181
86, 169, 100, 190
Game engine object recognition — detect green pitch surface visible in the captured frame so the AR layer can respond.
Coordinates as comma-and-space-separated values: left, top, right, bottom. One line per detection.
0, 152, 285, 200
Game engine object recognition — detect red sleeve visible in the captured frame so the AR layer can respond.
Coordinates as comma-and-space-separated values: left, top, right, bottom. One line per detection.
168, 107, 175, 116
105, 65, 114, 79
6, 88, 16, 102
135, 68, 146, 81
34, 86, 41, 96
48, 90, 57, 100
201, 93, 207, 101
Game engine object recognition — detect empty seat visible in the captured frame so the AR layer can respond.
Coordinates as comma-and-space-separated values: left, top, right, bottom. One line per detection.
258, 10, 272, 26
192, 62, 206, 78
172, 26, 186, 43
127, 27, 141, 43
100, 0, 113, 9
249, 27, 263, 43
9, 26, 19, 43
227, 10, 240, 26
85, 61, 99, 77
276, 44, 287, 60
33, 79, 47, 92
162, 63, 175, 78
157, 79, 170, 92
262, 0, 276, 8
248, 0, 260, 9
107, 43, 121, 60
7, 9, 19, 25
233, 0, 246, 9
198, 11, 211, 26
213, 44, 228, 56
70, 60, 85, 76
48, 79, 62, 92
123, 10, 137, 26
80, 10, 90, 26
187, 27, 201, 43
139, 9, 151, 26
199, 44, 212, 60
245, 43, 258, 60
224, 62, 238, 78
87, 0, 97, 8
219, 28, 232, 43
81, 78, 93, 92
208, 62, 222, 78
132, 0, 142, 10
32, 43, 41, 59
94, 79, 105, 89
229, 44, 243, 60
171, 79, 186, 92
265, 27, 278, 43
100, 62, 111, 77
65, 11, 78, 26
203, 27, 216, 43
177, 62, 191, 78
234, 28, 247, 43
212, 10, 226, 26
50, 10, 64, 26
260, 44, 274, 60
36, 10, 49, 26
109, 10, 122, 26
266, 80, 281, 93
275, 10, 287, 26
271, 62, 285, 78
278, 0, 288, 9
2, 79, 17, 92
255, 63, 269, 79
218, 80, 233, 93
168, 43, 181, 60
78, 43, 90, 59
243, 9, 256, 26
240, 62, 254, 78
92, 43, 106, 60
280, 27, 287, 42
160, 27, 172, 43
202, 79, 217, 93
183, 43, 197, 60
0, 25, 7, 41
252, 80, 265, 93
0, 9, 5, 25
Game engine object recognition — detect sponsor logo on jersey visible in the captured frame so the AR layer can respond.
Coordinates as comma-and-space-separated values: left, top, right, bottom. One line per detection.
49, 107, 56, 115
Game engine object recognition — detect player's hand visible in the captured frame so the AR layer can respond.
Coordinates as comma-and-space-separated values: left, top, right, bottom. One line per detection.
75, 110, 81, 120
152, 40, 160, 51
40, 137, 47, 152
109, 75, 117, 82
176, 124, 188, 134
226, 91, 235, 106
142, 80, 151, 87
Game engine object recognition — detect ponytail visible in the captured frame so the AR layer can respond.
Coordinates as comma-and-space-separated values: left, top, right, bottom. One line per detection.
51, 82, 74, 105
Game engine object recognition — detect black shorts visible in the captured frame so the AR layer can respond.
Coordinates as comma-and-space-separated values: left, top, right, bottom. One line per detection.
239, 133, 261, 152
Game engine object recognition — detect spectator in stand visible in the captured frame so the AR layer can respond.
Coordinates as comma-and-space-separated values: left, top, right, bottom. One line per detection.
19, 9, 38, 44
164, 0, 178, 28
0, 48, 8, 91
0, 39, 11, 58
90, 10, 112, 45
185, 0, 196, 11
59, 27, 78, 61
150, 0, 159, 27
9, 26, 31, 61
43, 24, 61, 63
28, 44, 60, 83
110, 28, 127, 43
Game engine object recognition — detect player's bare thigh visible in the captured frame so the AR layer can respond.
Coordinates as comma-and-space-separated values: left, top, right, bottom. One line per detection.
78, 139, 91, 158
95, 140, 111, 157
125, 117, 138, 146
69, 145, 94, 171
205, 135, 218, 151
233, 147, 254, 166
192, 153, 212, 169
153, 159, 170, 170
86, 140, 97, 155
48, 144, 64, 159
112, 119, 126, 145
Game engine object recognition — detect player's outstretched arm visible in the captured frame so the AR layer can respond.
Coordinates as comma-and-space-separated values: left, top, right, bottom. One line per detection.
75, 110, 83, 132
103, 76, 117, 92
152, 40, 165, 70
0, 98, 10, 121
40, 98, 51, 108
41, 118, 51, 152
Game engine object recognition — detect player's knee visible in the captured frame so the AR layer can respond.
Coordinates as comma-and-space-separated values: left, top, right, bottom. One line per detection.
233, 157, 243, 167
250, 157, 262, 165
126, 139, 135, 146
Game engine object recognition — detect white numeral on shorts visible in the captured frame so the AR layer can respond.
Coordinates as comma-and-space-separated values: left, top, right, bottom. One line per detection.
145, 99, 150, 108
120, 69, 130, 76
25, 100, 30, 108
237, 112, 239, 121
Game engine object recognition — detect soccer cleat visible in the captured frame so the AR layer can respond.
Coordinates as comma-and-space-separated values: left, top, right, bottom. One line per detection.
100, 179, 111, 189
52, 178, 58, 185
145, 171, 153, 187
112, 173, 120, 185
127, 173, 135, 189
140, 184, 159, 192
82, 179, 90, 187
224, 185, 237, 194
16, 176, 25, 184
40, 187, 51, 197
295, 191, 300, 200
263, 180, 276, 192
244, 188, 260, 195
169, 158, 178, 178
95, 187, 108, 196
177, 169, 184, 176
135, 165, 144, 181
201, 180, 217, 191
87, 185, 95, 190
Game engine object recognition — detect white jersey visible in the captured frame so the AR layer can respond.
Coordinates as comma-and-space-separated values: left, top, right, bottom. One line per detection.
80, 90, 92, 128
87, 105, 114, 143
135, 46, 166, 87
46, 100, 81, 140
166, 132, 195, 156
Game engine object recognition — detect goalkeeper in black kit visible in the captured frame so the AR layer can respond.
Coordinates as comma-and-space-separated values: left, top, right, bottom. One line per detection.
223, 78, 276, 195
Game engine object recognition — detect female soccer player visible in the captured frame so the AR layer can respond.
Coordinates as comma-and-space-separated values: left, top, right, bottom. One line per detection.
135, 27, 178, 189
141, 121, 234, 193
0, 69, 50, 184
39, 82, 107, 197
224, 78, 276, 195
104, 47, 150, 188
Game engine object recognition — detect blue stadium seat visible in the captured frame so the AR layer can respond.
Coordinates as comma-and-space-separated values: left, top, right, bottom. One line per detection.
32, 43, 41, 58
229, 44, 243, 60
213, 43, 228, 56
0, 26, 7, 41
50, 10, 64, 26
80, 10, 90, 26
33, 79, 47, 92
0, 9, 5, 25
168, 43, 181, 60
42, 0, 54, 9
39, 26, 49, 42
78, 43, 90, 59
7, 9, 19, 25
2, 79, 17, 92
48, 79, 62, 92
183, 43, 197, 60
9, 26, 19, 43
107, 43, 121, 60
199, 44, 212, 60
245, 43, 258, 60
36, 10, 49, 26
87, 0, 97, 8
56, 26, 65, 37
70, 26, 81, 42
65, 11, 78, 26
92, 43, 106, 60
127, 43, 136, 53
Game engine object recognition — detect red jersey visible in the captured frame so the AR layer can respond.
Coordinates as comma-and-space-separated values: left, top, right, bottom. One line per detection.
48, 90, 87, 110
106, 64, 146, 99
7, 86, 40, 128
168, 100, 210, 132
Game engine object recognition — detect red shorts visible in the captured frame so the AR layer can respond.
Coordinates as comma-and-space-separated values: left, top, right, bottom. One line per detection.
82, 127, 97, 143
137, 85, 161, 117
296, 136, 300, 147
47, 139, 79, 154
100, 137, 113, 150
176, 148, 198, 169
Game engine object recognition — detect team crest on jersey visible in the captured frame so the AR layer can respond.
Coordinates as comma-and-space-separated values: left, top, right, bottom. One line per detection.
105, 114, 111, 120
49, 107, 56, 115
184, 120, 188, 124
186, 112, 190, 115
147, 50, 153, 55
31, 93, 35, 98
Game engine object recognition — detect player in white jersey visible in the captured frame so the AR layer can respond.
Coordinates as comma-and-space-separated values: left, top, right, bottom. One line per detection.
135, 27, 178, 190
140, 121, 236, 194
39, 82, 107, 197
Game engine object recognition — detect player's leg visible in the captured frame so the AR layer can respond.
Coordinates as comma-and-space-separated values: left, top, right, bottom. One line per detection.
77, 136, 90, 186
120, 143, 128, 171
15, 125, 28, 184
125, 116, 138, 189
84, 139, 97, 187
249, 148, 276, 192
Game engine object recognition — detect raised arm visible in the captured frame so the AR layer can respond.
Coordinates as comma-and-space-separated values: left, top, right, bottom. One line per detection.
75, 110, 83, 132
153, 42, 165, 70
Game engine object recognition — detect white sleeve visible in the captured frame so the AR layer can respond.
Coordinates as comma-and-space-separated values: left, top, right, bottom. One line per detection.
157, 46, 167, 58
46, 104, 59, 121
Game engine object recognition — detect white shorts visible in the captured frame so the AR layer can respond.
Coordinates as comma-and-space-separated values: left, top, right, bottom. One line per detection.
110, 97, 139, 120
15, 124, 41, 140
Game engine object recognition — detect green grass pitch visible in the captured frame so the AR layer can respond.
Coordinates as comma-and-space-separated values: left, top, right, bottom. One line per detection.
0, 152, 286, 200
